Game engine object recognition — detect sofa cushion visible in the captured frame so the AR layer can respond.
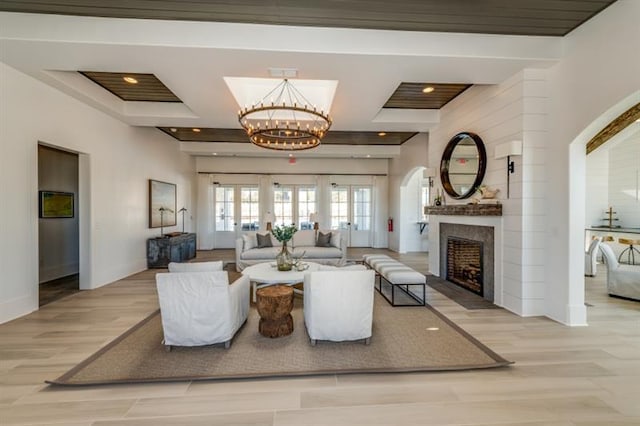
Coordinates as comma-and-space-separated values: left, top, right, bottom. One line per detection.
242, 233, 257, 250
293, 246, 342, 259
256, 233, 273, 248
168, 261, 223, 272
293, 230, 316, 247
316, 231, 331, 247
241, 247, 280, 260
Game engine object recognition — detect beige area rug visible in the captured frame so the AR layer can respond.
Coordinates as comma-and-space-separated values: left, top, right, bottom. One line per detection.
48, 294, 511, 386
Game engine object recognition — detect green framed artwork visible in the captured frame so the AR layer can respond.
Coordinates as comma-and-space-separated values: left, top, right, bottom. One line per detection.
149, 179, 177, 228
39, 191, 74, 218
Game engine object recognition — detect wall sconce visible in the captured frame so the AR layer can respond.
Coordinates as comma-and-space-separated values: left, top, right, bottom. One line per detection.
423, 167, 436, 187
331, 182, 337, 187
273, 182, 280, 188
494, 140, 522, 198
212, 181, 220, 186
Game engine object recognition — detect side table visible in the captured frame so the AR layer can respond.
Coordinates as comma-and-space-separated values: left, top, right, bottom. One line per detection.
256, 285, 294, 338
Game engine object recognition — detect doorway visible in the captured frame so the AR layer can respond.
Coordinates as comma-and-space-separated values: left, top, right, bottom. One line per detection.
38, 144, 80, 306
214, 185, 261, 248
330, 186, 372, 247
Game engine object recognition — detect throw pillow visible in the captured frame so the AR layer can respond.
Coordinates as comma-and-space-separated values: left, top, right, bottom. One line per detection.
293, 229, 316, 247
330, 231, 342, 249
242, 233, 256, 250
316, 231, 332, 247
257, 233, 273, 248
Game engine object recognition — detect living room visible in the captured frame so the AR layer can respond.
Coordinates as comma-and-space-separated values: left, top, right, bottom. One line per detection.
1, 1, 639, 424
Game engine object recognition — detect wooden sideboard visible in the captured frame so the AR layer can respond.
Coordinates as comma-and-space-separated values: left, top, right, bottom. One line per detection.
147, 233, 196, 268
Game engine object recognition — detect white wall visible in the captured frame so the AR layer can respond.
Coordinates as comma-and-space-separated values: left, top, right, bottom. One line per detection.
585, 148, 609, 230
0, 63, 196, 323
545, 0, 640, 325
428, 69, 548, 317
388, 133, 429, 252
609, 135, 640, 228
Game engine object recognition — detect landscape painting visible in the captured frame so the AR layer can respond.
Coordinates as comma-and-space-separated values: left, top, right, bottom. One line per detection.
149, 180, 176, 228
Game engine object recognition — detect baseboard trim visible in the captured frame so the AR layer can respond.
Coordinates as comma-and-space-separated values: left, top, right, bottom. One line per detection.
0, 294, 37, 324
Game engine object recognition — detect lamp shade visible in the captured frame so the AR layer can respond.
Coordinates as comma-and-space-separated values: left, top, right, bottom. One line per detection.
264, 212, 275, 224
309, 212, 319, 223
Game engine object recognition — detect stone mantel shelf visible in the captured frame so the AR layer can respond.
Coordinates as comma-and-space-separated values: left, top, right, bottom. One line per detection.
425, 204, 502, 216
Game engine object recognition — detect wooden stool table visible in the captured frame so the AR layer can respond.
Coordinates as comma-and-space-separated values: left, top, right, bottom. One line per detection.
256, 285, 294, 338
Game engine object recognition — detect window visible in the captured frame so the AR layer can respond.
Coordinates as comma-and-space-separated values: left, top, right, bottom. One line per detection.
240, 186, 259, 231
215, 186, 234, 231
352, 187, 371, 231
297, 187, 316, 230
273, 187, 293, 226
330, 187, 349, 230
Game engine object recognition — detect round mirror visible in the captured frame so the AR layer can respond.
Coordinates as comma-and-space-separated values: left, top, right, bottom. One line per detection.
440, 132, 487, 199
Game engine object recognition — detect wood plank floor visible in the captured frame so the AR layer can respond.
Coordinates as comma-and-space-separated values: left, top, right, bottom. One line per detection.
1, 249, 639, 425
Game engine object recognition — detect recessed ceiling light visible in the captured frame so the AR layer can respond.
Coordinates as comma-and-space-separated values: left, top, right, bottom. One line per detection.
192, 128, 201, 133
422, 86, 435, 93
378, 132, 387, 137
635, 118, 640, 123
212, 153, 217, 156
426, 327, 440, 331
123, 76, 138, 84
170, 128, 177, 132
366, 154, 371, 158
288, 153, 293, 157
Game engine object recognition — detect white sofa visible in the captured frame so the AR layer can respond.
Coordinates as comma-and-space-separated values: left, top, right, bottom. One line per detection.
584, 237, 602, 277
235, 229, 346, 271
303, 267, 375, 345
156, 269, 250, 350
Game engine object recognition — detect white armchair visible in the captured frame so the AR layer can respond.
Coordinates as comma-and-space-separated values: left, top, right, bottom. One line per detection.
156, 271, 250, 350
303, 269, 375, 345
584, 237, 602, 277
599, 243, 640, 301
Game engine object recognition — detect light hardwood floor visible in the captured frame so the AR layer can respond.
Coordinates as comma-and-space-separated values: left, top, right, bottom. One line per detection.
1, 249, 639, 425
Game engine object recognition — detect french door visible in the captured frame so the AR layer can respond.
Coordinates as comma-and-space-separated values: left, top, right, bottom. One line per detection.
214, 185, 260, 248
330, 186, 372, 247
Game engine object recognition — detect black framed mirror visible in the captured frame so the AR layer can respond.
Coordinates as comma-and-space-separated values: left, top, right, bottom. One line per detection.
440, 132, 487, 199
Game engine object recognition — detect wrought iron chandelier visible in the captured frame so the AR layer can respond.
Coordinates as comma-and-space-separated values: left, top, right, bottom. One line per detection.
238, 79, 332, 151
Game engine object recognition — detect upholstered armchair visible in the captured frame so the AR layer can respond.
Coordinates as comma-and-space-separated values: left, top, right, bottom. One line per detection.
599, 243, 640, 301
168, 260, 223, 272
156, 271, 250, 350
584, 237, 602, 277
303, 269, 375, 345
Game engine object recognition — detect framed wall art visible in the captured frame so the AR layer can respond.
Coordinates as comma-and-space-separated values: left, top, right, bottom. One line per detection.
39, 191, 74, 218
149, 179, 176, 228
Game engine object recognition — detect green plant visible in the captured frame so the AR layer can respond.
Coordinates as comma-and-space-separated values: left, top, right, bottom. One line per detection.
271, 224, 297, 243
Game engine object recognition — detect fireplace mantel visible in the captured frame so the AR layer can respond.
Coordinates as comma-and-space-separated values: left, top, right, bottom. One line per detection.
425, 204, 502, 216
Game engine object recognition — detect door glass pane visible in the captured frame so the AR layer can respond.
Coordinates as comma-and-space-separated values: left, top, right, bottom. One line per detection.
273, 187, 293, 226
352, 187, 371, 231
240, 186, 260, 231
297, 187, 316, 230
330, 187, 349, 230
215, 186, 234, 231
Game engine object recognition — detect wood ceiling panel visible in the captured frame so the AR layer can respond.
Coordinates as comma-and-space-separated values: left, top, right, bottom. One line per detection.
159, 127, 417, 146
384, 83, 472, 109
0, 0, 617, 37
80, 72, 181, 102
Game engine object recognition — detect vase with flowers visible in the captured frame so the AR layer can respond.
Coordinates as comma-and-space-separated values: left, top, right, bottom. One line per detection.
271, 224, 297, 271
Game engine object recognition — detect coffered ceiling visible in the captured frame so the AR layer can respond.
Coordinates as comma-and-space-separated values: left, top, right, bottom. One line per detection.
0, 2, 618, 157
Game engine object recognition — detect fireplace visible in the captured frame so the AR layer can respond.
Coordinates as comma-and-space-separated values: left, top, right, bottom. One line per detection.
446, 237, 483, 296
439, 223, 494, 302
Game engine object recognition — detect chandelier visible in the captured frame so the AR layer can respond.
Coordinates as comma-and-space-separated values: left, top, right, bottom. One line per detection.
238, 79, 332, 151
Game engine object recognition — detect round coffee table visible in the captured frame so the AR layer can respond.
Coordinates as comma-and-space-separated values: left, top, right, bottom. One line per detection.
242, 261, 321, 302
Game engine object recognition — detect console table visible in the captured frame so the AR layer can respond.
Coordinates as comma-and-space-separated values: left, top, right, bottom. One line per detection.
147, 233, 196, 268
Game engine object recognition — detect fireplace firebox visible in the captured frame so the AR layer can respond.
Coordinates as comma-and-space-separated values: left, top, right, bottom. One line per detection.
446, 237, 484, 296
